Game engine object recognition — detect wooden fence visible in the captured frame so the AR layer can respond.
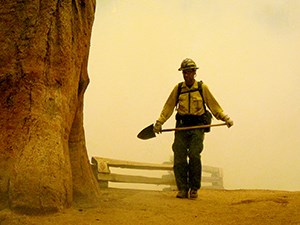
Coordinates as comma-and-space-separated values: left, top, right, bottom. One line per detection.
91, 156, 224, 190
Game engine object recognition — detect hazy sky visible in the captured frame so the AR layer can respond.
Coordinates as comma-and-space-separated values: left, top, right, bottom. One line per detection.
85, 0, 300, 191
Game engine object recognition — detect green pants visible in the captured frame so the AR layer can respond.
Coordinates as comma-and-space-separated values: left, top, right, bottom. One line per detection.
172, 128, 205, 191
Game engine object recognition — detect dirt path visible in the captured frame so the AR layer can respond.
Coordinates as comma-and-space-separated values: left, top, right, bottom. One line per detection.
1, 189, 299, 225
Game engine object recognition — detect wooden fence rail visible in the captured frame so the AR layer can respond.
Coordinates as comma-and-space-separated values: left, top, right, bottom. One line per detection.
91, 157, 224, 190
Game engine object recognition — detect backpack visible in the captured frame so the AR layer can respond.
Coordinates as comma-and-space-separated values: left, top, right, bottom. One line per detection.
176, 81, 212, 132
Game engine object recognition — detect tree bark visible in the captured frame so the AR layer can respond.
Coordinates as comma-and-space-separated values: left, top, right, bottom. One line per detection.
0, 0, 99, 213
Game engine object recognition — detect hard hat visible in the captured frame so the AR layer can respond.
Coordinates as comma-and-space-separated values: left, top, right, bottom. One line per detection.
178, 58, 199, 71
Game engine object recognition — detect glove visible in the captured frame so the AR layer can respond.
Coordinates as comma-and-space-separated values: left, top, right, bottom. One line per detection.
223, 115, 234, 128
153, 121, 162, 134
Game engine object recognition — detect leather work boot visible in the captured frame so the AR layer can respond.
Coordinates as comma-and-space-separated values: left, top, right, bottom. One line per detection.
189, 189, 198, 199
176, 190, 188, 198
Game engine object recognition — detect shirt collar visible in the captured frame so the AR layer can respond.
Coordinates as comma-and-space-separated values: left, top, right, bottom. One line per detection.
182, 81, 198, 90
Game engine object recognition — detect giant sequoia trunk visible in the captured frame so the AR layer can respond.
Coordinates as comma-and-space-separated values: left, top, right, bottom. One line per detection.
0, 0, 100, 213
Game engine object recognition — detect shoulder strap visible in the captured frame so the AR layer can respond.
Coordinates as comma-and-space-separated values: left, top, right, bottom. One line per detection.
198, 81, 207, 111
175, 82, 183, 106
198, 81, 203, 99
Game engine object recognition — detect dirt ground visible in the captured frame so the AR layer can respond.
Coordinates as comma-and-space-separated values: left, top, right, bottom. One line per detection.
0, 188, 299, 225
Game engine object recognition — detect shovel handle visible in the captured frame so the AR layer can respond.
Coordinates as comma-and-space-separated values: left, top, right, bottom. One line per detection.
161, 123, 227, 132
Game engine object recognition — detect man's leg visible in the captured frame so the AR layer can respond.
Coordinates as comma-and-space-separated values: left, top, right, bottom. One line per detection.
188, 129, 205, 198
172, 131, 189, 197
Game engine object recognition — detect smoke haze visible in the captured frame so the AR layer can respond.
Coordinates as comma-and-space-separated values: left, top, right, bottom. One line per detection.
85, 0, 300, 191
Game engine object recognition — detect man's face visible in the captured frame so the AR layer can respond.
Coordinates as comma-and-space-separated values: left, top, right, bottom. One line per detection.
183, 69, 196, 86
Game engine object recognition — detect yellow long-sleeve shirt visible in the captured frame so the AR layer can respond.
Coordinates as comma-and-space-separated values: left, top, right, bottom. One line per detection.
157, 81, 227, 125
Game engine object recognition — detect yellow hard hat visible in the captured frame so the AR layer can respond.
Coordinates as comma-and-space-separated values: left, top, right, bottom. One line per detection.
178, 58, 199, 71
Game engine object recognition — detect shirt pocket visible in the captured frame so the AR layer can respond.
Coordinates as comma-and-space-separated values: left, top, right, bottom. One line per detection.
193, 96, 203, 111
178, 93, 188, 112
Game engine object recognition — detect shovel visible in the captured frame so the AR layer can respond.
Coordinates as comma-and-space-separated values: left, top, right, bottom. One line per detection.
137, 123, 227, 140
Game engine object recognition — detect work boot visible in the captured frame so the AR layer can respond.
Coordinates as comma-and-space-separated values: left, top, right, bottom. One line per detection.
189, 189, 198, 199
176, 190, 188, 198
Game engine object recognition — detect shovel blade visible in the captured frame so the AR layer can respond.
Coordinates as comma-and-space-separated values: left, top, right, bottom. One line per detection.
137, 124, 156, 140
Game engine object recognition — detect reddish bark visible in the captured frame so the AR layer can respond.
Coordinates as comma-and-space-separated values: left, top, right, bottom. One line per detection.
0, 0, 100, 213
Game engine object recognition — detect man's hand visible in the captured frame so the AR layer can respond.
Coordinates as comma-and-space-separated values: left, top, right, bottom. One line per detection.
223, 115, 234, 128
153, 121, 162, 134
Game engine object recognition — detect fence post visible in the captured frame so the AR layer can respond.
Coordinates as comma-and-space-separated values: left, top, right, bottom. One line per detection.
92, 158, 110, 188
211, 168, 224, 189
